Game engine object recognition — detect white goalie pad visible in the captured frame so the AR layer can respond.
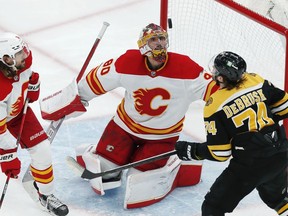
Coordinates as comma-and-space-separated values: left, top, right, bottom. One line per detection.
124, 155, 181, 209
81, 150, 105, 196
75, 143, 122, 195
40, 79, 87, 121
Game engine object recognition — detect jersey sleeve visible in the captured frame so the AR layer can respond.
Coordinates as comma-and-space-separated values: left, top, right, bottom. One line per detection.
185, 71, 218, 102
0, 103, 17, 150
197, 110, 232, 162
78, 58, 121, 101
265, 80, 288, 121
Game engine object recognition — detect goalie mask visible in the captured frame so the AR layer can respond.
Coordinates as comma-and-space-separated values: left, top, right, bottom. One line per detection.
0, 32, 30, 68
209, 51, 247, 82
137, 23, 169, 62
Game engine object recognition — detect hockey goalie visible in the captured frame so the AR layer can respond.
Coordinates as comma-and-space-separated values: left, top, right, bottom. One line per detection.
40, 23, 218, 208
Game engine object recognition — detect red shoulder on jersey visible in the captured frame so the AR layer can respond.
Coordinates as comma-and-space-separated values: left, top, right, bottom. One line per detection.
0, 51, 33, 100
115, 49, 203, 79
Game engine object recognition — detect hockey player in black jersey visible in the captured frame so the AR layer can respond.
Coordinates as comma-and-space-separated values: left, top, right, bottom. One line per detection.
175, 51, 288, 216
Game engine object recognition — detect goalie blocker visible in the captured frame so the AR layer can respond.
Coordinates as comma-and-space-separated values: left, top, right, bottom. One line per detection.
40, 79, 87, 121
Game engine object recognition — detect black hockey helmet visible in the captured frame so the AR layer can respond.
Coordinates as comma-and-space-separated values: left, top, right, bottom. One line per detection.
213, 51, 247, 82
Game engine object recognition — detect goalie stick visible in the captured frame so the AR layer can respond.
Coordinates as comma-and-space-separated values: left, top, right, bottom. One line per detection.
46, 21, 110, 143
22, 22, 110, 207
66, 150, 177, 179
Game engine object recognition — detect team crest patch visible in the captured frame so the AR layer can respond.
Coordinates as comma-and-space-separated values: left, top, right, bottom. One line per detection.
106, 145, 115, 152
205, 97, 213, 106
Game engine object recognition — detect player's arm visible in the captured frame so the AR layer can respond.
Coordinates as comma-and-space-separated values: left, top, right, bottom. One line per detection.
175, 112, 232, 162
78, 58, 121, 101
185, 70, 218, 103
0, 102, 21, 178
266, 80, 288, 121
40, 58, 121, 121
175, 141, 232, 162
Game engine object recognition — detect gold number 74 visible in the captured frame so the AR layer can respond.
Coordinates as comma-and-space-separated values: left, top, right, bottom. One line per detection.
205, 102, 274, 135
232, 102, 274, 130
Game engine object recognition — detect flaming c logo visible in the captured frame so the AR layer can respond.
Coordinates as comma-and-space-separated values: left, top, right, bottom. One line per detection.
10, 82, 27, 116
133, 88, 170, 116
10, 96, 23, 116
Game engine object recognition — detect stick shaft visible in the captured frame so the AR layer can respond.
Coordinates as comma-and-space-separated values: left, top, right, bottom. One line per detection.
47, 22, 110, 142
76, 22, 110, 83
0, 176, 10, 209
81, 150, 177, 179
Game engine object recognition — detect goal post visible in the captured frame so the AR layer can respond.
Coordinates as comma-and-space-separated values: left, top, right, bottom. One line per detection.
216, 0, 288, 89
160, 0, 288, 132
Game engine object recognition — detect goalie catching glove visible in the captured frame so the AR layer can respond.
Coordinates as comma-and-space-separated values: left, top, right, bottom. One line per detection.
40, 79, 87, 121
175, 141, 203, 161
0, 148, 21, 178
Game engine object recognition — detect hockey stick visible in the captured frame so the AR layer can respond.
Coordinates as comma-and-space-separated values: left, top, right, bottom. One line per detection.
22, 22, 110, 196
0, 99, 29, 209
66, 150, 177, 180
46, 21, 110, 143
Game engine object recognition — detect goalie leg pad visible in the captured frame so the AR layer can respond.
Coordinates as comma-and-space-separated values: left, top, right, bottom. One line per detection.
75, 143, 96, 168
81, 146, 105, 196
99, 156, 122, 190
76, 143, 122, 194
177, 160, 203, 186
124, 155, 181, 209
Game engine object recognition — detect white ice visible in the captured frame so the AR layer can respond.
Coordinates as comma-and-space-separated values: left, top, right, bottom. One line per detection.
0, 0, 280, 215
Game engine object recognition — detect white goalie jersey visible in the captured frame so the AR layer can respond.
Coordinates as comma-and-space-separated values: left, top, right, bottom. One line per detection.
77, 49, 218, 140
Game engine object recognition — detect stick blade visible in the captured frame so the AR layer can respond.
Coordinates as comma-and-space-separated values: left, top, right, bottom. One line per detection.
66, 156, 85, 176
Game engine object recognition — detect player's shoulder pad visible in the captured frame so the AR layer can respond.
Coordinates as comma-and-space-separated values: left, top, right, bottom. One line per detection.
163, 52, 203, 79
244, 72, 265, 83
114, 49, 145, 75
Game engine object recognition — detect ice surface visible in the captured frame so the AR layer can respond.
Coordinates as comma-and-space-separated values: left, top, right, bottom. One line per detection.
0, 0, 281, 215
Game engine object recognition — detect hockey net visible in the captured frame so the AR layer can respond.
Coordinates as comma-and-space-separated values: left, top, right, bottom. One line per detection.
160, 0, 288, 131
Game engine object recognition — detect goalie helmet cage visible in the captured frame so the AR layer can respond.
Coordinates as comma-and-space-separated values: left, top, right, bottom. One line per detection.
160, 0, 288, 132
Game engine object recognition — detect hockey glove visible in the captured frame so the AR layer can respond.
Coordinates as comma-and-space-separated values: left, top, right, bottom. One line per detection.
27, 72, 40, 103
175, 141, 202, 161
0, 148, 21, 178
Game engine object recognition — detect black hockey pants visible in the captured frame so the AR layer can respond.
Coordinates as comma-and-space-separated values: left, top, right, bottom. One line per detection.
202, 128, 288, 216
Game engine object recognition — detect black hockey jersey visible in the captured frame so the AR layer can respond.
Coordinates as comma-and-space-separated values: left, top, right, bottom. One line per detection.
200, 72, 288, 162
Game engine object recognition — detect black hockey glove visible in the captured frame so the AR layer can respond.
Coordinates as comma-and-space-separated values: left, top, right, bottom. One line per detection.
175, 141, 202, 161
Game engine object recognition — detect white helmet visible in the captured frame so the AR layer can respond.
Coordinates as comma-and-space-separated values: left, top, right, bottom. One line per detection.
0, 32, 30, 67
137, 23, 168, 62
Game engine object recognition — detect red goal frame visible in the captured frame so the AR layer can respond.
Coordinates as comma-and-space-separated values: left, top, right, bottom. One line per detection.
160, 0, 288, 132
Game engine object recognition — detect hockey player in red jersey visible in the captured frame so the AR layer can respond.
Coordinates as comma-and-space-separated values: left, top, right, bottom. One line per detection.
175, 51, 288, 216
41, 23, 218, 208
0, 32, 69, 216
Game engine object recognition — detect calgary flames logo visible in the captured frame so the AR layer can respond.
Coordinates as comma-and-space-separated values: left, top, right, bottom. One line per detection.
133, 88, 170, 116
10, 82, 27, 116
10, 96, 23, 116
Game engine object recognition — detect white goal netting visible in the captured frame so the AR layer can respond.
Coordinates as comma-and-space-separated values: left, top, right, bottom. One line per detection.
163, 0, 287, 89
